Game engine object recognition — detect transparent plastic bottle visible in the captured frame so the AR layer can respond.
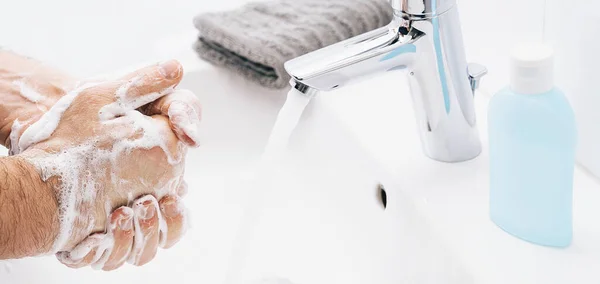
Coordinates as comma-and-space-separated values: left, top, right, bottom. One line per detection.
488, 43, 577, 247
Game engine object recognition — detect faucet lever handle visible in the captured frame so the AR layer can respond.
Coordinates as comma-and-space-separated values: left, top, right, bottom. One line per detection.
468, 63, 488, 93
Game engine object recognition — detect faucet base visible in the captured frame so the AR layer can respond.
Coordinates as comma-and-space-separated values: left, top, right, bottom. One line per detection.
422, 141, 482, 163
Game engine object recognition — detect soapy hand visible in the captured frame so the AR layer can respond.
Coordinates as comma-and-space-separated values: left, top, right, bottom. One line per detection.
1, 54, 201, 152
9, 60, 201, 269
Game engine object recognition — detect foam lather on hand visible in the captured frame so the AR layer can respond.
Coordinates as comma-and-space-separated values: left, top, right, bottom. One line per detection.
163, 89, 202, 146
12, 80, 46, 103
9, 119, 25, 155
18, 80, 190, 253
193, 0, 392, 89
99, 76, 174, 121
16, 82, 102, 154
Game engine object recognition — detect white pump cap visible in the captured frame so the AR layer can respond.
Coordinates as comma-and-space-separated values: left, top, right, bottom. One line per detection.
509, 43, 554, 95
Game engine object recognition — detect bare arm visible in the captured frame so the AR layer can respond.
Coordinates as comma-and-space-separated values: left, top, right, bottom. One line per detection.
0, 156, 58, 259
0, 50, 64, 259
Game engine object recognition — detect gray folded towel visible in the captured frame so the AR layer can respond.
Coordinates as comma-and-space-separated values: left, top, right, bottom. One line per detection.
193, 0, 393, 89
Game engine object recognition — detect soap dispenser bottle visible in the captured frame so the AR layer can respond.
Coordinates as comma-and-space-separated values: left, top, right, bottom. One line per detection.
488, 43, 577, 247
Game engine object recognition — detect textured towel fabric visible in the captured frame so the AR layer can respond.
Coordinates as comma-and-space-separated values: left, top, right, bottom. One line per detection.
193, 0, 393, 89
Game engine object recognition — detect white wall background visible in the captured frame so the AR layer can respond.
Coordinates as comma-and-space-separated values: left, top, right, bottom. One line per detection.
0, 0, 546, 81
545, 0, 600, 178
0, 0, 248, 76
458, 0, 545, 92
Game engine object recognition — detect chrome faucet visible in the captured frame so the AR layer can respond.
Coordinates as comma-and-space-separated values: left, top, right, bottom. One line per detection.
284, 0, 487, 162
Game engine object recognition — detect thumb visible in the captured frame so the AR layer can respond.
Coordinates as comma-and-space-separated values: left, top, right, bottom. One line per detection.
117, 60, 183, 109
98, 60, 183, 120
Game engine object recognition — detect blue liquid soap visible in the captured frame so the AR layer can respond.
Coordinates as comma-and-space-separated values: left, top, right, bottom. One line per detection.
488, 43, 577, 247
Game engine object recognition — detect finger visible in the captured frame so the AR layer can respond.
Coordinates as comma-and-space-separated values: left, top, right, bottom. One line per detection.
101, 207, 134, 271
56, 234, 105, 269
158, 195, 187, 249
116, 60, 183, 110
96, 60, 183, 121
150, 115, 188, 164
129, 195, 161, 266
143, 89, 201, 147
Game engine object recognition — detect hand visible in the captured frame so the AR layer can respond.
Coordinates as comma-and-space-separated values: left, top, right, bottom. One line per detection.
0, 51, 77, 154
57, 194, 188, 270
1, 51, 201, 154
15, 61, 200, 269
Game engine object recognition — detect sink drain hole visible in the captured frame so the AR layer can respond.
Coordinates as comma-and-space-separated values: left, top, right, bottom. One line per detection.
378, 184, 387, 209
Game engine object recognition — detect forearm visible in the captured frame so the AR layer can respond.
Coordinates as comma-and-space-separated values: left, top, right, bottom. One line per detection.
0, 49, 75, 85
0, 156, 58, 259
0, 49, 36, 75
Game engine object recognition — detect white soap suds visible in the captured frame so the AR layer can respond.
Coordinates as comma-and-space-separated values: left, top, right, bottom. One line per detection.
12, 80, 45, 103
115, 76, 140, 99
128, 214, 145, 265
104, 201, 113, 220
99, 76, 174, 121
127, 195, 162, 265
97, 77, 140, 121
62, 235, 101, 261
17, 82, 101, 154
126, 88, 174, 112
127, 192, 135, 205
91, 206, 134, 269
157, 203, 168, 248
89, 232, 115, 270
8, 119, 25, 156
160, 89, 202, 146
104, 110, 184, 165
168, 99, 201, 145
29, 143, 103, 253
90, 248, 111, 270
155, 176, 182, 202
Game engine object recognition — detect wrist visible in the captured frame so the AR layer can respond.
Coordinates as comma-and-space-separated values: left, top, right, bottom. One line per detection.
0, 155, 59, 259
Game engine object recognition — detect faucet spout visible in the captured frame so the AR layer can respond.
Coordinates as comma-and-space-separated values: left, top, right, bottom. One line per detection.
285, 0, 485, 163
285, 22, 424, 92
